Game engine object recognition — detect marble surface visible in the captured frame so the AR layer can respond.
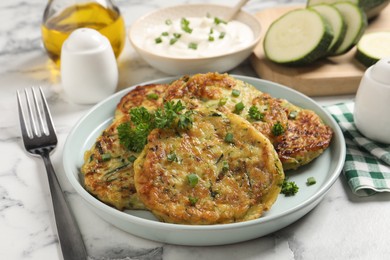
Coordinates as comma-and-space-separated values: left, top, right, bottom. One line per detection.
2, 0, 390, 259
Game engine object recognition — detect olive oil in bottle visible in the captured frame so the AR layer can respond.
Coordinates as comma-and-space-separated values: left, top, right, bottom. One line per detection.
41, 2, 125, 66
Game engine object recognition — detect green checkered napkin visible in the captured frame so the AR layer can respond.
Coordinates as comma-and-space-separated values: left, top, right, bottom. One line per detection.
325, 102, 390, 196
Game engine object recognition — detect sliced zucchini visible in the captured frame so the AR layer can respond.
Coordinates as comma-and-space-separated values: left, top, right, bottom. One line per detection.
332, 2, 367, 56
310, 4, 346, 54
356, 31, 390, 67
307, 0, 389, 19
263, 8, 333, 65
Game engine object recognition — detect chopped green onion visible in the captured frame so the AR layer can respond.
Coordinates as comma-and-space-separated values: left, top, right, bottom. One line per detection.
224, 133, 234, 143
231, 89, 240, 97
209, 28, 214, 34
208, 36, 215, 42
147, 93, 159, 100
214, 17, 227, 25
173, 33, 181, 39
167, 152, 178, 162
188, 196, 198, 205
219, 97, 228, 106
289, 111, 298, 119
222, 161, 229, 172
101, 153, 111, 161
181, 18, 193, 33
306, 177, 316, 186
219, 32, 226, 39
128, 155, 137, 163
188, 42, 198, 50
161, 32, 169, 36
170, 38, 178, 45
165, 19, 172, 25
234, 102, 245, 114
155, 37, 162, 44
187, 173, 199, 188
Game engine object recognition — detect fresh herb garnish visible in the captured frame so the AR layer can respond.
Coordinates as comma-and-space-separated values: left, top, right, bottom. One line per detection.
165, 19, 172, 25
306, 177, 316, 186
222, 161, 229, 172
248, 105, 264, 121
155, 37, 162, 44
219, 97, 228, 106
219, 31, 226, 39
147, 93, 159, 100
272, 122, 285, 136
161, 32, 169, 36
117, 101, 193, 153
208, 36, 215, 42
188, 42, 198, 50
167, 152, 178, 162
224, 133, 234, 143
181, 17, 193, 33
170, 38, 178, 45
188, 196, 198, 205
231, 89, 240, 97
214, 17, 227, 25
281, 178, 299, 196
187, 173, 199, 188
234, 102, 245, 114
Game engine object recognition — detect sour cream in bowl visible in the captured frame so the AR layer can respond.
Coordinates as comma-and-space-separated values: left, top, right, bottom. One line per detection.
129, 4, 261, 75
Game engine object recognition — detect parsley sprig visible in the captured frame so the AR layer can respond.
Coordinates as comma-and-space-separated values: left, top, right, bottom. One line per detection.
117, 101, 194, 152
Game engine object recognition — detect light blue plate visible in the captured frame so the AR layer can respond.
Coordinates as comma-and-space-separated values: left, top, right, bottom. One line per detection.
63, 75, 345, 246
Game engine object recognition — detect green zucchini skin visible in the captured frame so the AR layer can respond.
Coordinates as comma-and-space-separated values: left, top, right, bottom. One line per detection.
263, 9, 333, 66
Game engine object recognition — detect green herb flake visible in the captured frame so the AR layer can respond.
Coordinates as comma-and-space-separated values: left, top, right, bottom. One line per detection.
161, 32, 169, 36
155, 37, 162, 44
101, 153, 111, 161
173, 33, 182, 39
272, 122, 285, 136
222, 161, 229, 172
281, 179, 299, 196
181, 17, 193, 33
224, 133, 234, 143
188, 196, 198, 205
188, 42, 198, 50
208, 36, 215, 42
170, 38, 178, 45
234, 102, 245, 114
219, 97, 228, 106
248, 105, 264, 121
167, 152, 178, 162
165, 19, 172, 25
306, 177, 316, 186
147, 93, 159, 100
231, 89, 240, 97
128, 155, 137, 163
214, 17, 227, 25
219, 31, 226, 39
187, 173, 199, 188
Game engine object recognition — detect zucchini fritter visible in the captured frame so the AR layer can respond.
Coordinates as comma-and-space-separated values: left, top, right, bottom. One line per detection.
134, 109, 284, 225
82, 84, 166, 210
164, 72, 333, 170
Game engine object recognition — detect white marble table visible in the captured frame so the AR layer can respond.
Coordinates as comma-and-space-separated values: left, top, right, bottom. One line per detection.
2, 0, 390, 259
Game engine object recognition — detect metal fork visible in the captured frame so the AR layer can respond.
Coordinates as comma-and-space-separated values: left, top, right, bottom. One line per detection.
17, 87, 88, 260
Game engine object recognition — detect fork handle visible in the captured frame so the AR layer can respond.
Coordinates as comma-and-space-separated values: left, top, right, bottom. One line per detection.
41, 152, 88, 260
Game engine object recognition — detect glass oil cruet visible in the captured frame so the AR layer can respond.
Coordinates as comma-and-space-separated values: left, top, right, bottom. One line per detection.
41, 0, 126, 66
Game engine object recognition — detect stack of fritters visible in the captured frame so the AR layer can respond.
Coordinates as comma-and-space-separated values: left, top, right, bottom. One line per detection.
81, 72, 333, 224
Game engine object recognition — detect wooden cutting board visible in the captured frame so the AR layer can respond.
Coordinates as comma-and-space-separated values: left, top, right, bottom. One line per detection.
251, 4, 390, 96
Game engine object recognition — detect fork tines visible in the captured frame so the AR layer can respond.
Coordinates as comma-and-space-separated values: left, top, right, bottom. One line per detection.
17, 87, 55, 139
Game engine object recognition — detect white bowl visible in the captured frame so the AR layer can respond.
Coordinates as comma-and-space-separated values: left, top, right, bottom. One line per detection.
128, 4, 262, 75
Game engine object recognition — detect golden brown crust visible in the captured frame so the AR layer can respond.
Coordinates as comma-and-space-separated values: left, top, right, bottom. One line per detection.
134, 110, 284, 225
164, 72, 333, 171
81, 116, 145, 210
115, 84, 166, 118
